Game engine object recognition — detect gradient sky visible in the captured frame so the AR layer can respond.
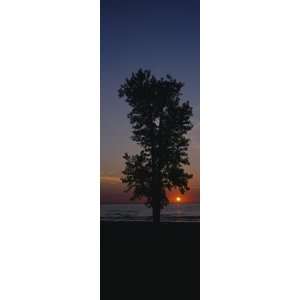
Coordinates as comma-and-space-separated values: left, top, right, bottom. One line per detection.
100, 0, 199, 203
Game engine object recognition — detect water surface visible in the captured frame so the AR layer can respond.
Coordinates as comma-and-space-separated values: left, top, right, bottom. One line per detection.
101, 203, 200, 222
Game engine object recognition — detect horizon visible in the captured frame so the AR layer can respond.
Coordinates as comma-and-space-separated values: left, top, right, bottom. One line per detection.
101, 200, 200, 205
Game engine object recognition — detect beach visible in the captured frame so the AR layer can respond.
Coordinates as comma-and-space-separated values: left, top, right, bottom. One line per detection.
101, 221, 200, 300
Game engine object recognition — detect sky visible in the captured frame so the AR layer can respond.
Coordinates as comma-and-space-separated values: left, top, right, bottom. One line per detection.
100, 0, 199, 204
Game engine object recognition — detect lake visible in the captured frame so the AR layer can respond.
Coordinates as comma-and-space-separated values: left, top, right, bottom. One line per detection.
101, 203, 200, 222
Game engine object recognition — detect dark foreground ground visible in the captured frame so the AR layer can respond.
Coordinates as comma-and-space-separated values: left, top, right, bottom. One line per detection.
101, 222, 200, 300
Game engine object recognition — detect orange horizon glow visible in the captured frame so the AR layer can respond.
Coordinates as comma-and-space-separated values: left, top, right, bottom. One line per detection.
101, 175, 199, 204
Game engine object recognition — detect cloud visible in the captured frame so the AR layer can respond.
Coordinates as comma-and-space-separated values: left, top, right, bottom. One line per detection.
100, 176, 121, 184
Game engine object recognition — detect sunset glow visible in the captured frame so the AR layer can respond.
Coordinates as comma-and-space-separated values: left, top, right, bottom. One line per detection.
176, 196, 181, 203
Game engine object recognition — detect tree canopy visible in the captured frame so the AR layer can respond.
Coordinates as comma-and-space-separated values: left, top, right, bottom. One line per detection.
119, 69, 193, 222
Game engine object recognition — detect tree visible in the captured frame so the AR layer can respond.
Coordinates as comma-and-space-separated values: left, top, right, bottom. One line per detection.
119, 69, 193, 224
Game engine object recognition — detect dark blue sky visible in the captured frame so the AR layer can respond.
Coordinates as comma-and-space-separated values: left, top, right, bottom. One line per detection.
101, 0, 199, 202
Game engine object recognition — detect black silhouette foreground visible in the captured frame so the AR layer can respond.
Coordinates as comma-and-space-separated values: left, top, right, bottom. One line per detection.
120, 69, 193, 224
100, 221, 200, 300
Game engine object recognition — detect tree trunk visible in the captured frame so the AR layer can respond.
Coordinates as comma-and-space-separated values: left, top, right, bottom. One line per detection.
151, 146, 160, 224
152, 199, 160, 224
152, 171, 161, 224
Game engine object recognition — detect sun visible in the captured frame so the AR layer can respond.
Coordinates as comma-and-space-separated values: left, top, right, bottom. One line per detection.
176, 196, 181, 203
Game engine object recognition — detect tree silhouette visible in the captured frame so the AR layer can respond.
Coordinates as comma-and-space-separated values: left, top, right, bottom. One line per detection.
119, 69, 193, 224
